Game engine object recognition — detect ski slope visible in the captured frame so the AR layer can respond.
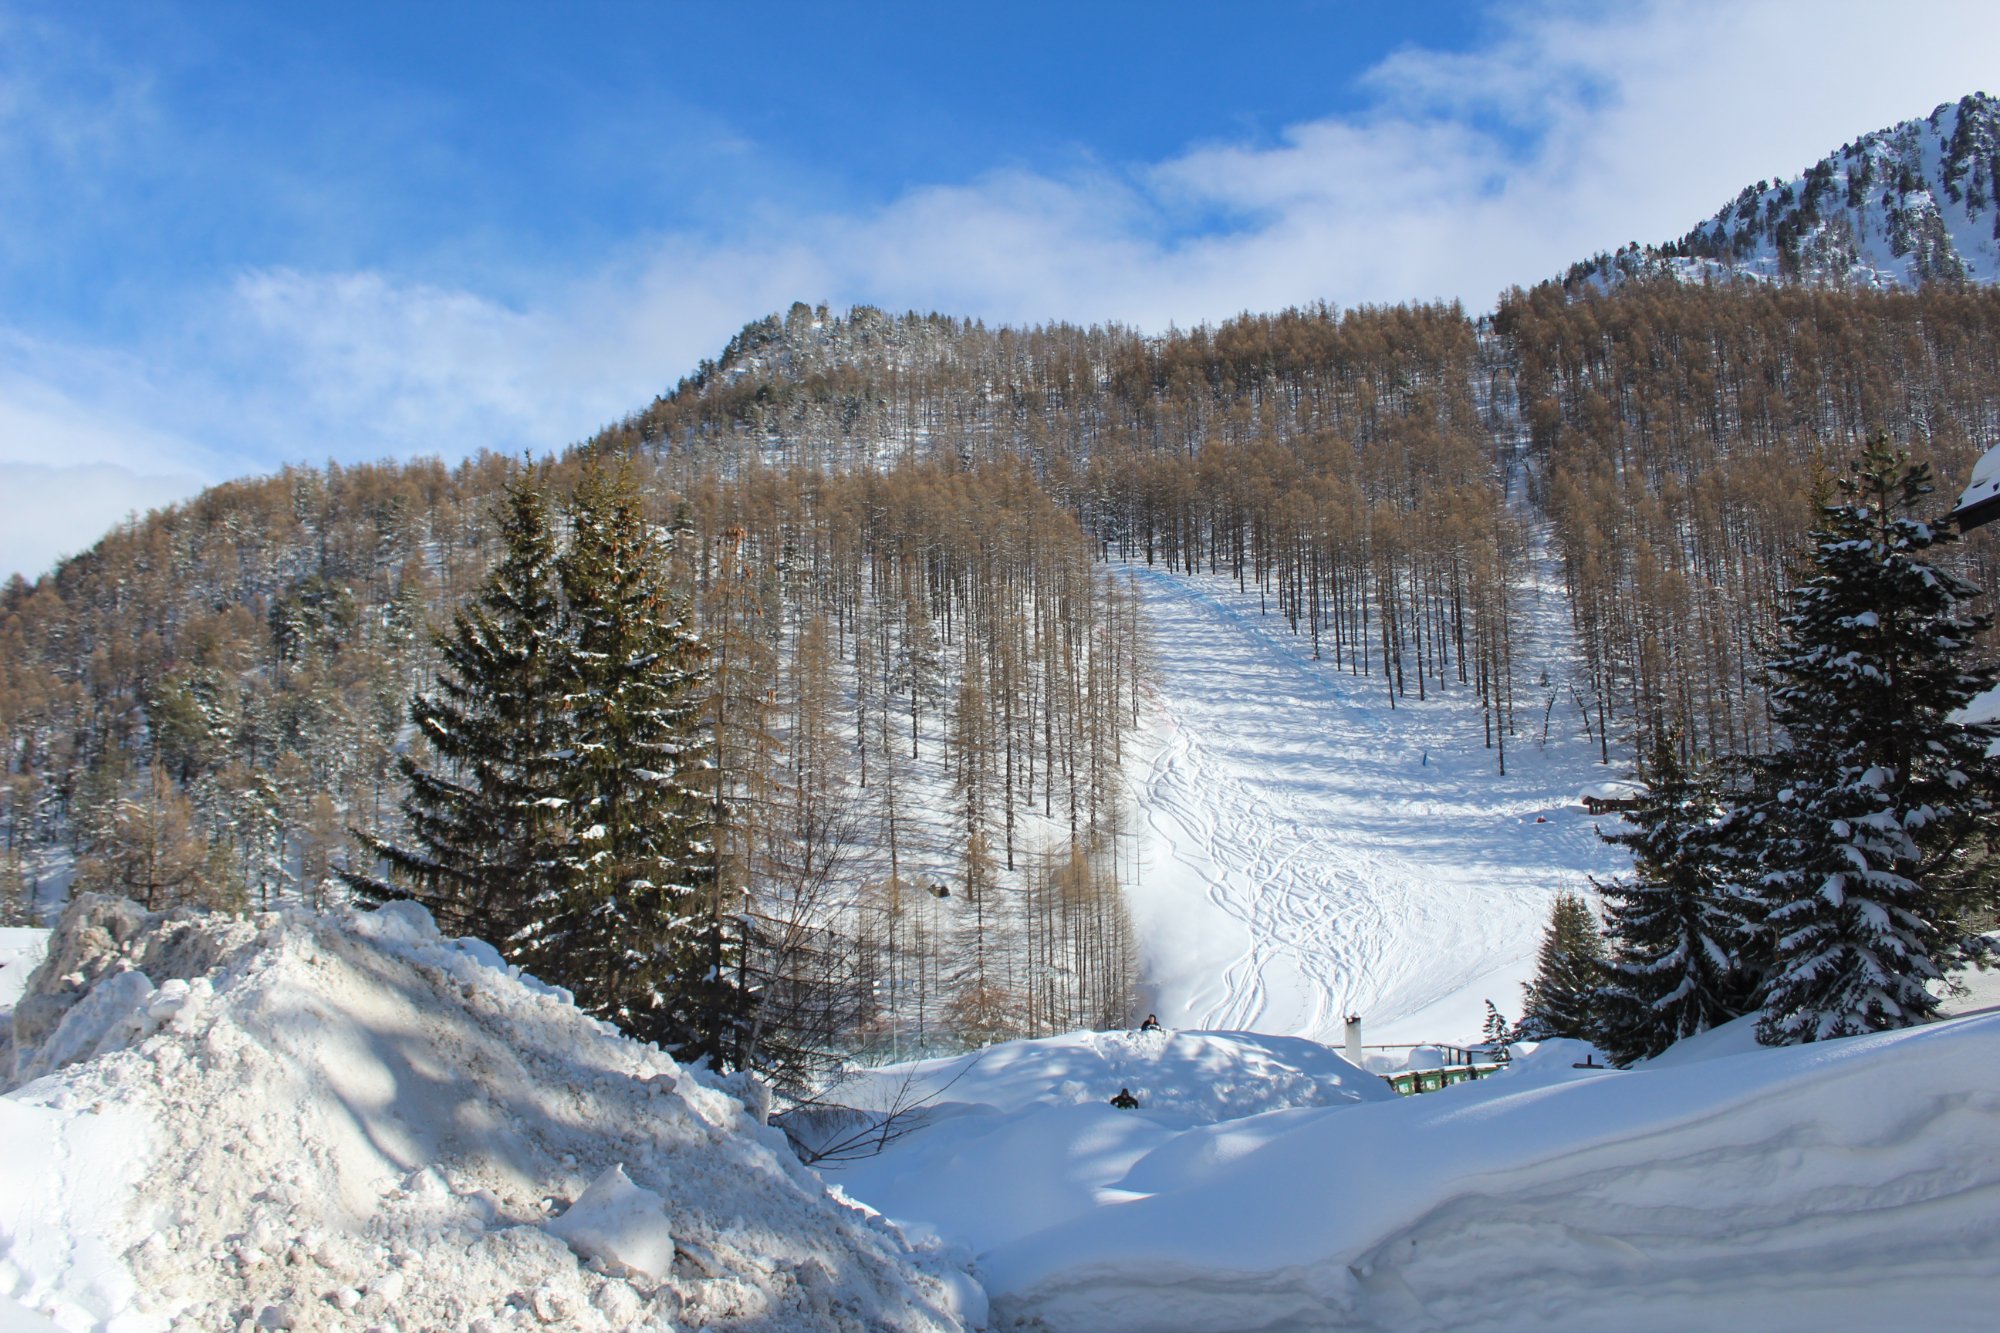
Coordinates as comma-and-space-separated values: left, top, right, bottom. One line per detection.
1122, 559, 1625, 1048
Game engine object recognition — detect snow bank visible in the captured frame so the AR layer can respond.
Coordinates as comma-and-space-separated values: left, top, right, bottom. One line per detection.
1, 895, 977, 1331
973, 1013, 2000, 1330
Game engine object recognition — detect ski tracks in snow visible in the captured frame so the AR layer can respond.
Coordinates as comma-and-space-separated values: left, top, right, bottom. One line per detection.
1121, 562, 1622, 1047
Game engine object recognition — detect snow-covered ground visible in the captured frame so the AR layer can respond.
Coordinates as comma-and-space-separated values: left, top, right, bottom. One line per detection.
813, 1014, 2000, 1330
8, 545, 2000, 1330
1121, 561, 1624, 1048
9, 894, 2000, 1331
797, 1029, 1393, 1271
0, 897, 980, 1332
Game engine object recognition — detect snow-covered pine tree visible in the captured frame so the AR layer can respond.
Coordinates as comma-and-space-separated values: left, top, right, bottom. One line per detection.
1593, 739, 1759, 1064
530, 463, 742, 1063
343, 474, 571, 946
1750, 436, 2000, 1045
1515, 890, 1607, 1042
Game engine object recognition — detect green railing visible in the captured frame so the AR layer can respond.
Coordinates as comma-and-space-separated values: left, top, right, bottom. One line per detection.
1383, 1063, 1505, 1096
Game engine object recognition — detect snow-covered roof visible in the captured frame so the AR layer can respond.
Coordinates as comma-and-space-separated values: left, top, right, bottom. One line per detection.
1954, 444, 2000, 528
1579, 780, 1645, 801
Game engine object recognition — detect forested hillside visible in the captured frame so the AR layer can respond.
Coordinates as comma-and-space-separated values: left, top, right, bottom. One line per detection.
0, 446, 1147, 1068
1501, 282, 2000, 759
8, 277, 2000, 1059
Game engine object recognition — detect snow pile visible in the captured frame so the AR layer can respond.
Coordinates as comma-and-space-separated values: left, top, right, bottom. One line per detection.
544, 1166, 675, 1285
888, 1013, 2000, 1330
1, 895, 978, 1332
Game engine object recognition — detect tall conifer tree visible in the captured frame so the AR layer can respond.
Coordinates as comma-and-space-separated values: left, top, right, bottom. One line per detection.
344, 474, 570, 944
1749, 437, 2000, 1044
528, 463, 741, 1062
1593, 740, 1758, 1063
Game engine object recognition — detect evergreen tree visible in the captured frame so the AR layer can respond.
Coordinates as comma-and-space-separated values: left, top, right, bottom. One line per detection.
530, 463, 741, 1063
1516, 891, 1607, 1042
1593, 739, 1759, 1064
344, 475, 571, 944
1748, 438, 2000, 1045
1480, 999, 1511, 1056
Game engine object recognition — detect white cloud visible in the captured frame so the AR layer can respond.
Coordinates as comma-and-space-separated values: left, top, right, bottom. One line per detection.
227, 268, 576, 451
0, 356, 201, 474
0, 347, 215, 578
0, 461, 206, 582
7, 0, 2000, 580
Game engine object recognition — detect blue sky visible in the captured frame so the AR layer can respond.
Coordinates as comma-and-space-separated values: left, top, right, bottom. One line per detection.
4, 0, 1999, 579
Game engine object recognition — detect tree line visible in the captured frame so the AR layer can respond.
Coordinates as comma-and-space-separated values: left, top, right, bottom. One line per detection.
345, 464, 733, 1062
1498, 279, 2000, 763
630, 300, 1532, 767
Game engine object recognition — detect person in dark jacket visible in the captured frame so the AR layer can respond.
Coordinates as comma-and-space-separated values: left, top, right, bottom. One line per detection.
1109, 1087, 1140, 1109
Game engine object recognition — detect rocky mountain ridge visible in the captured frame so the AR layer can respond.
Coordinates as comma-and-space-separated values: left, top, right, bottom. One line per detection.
1571, 92, 2000, 291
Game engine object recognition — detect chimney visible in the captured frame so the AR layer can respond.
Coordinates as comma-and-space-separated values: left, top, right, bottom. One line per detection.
1343, 1014, 1363, 1066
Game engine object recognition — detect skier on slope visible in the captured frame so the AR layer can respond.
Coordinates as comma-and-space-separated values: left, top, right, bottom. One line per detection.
1109, 1088, 1141, 1109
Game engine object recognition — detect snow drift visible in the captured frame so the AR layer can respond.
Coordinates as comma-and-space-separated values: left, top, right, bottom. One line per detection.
816, 1027, 1395, 1126
0, 895, 980, 1332
797, 1028, 1393, 1300
961, 1015, 2000, 1330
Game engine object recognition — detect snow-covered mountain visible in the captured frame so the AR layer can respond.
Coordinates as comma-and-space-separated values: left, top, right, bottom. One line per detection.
1572, 92, 2000, 289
